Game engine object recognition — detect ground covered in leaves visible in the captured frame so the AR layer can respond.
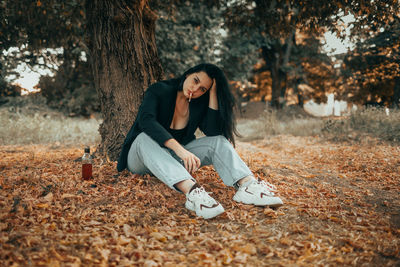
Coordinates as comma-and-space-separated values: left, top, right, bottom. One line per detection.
0, 136, 399, 266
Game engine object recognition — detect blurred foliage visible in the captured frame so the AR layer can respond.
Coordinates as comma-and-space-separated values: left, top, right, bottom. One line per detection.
223, 0, 400, 108
224, 0, 399, 40
222, 0, 336, 108
0, 48, 23, 97
240, 33, 336, 108
339, 16, 400, 107
0, 57, 21, 98
0, 0, 85, 50
218, 26, 260, 82
155, 1, 224, 78
296, 35, 337, 104
0, 0, 96, 116
38, 59, 98, 117
0, 0, 87, 73
0, 79, 21, 98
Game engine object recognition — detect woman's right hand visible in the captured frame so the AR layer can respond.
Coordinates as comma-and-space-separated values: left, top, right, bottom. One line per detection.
165, 138, 201, 173
176, 148, 201, 173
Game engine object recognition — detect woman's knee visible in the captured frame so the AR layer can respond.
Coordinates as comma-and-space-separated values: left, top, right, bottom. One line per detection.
135, 132, 157, 150
136, 132, 149, 142
201, 135, 232, 153
135, 132, 156, 144
210, 135, 230, 146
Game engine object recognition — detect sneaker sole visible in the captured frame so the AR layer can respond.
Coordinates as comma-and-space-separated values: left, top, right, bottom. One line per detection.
234, 200, 284, 208
263, 202, 283, 208
198, 205, 225, 219
233, 195, 284, 208
185, 201, 195, 212
185, 201, 225, 219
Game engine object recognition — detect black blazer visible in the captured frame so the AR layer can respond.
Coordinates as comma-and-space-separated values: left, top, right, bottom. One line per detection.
117, 78, 223, 172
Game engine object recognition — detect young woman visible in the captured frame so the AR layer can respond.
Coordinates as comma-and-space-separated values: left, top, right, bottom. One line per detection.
117, 63, 283, 219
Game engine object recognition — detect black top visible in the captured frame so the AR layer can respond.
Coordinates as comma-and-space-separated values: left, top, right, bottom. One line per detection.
116, 78, 223, 172
168, 126, 188, 143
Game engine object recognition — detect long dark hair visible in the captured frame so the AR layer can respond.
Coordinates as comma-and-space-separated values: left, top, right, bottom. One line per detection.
180, 63, 239, 146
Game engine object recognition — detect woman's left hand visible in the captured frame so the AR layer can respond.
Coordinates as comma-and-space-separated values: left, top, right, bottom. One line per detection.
209, 78, 218, 110
210, 78, 217, 94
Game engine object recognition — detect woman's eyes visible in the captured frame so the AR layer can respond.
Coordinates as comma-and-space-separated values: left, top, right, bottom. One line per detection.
194, 77, 206, 92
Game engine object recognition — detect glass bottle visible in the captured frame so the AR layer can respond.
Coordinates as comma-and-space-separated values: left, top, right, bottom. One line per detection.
82, 147, 93, 180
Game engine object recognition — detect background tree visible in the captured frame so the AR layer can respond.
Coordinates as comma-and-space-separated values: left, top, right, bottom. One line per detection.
248, 33, 336, 107
340, 16, 400, 107
85, 0, 163, 160
294, 34, 337, 105
0, 54, 21, 98
224, 0, 336, 108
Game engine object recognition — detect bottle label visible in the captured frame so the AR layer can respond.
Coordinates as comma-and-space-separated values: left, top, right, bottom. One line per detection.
82, 163, 93, 180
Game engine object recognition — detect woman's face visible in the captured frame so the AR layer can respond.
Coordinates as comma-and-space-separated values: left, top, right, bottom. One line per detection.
182, 71, 213, 101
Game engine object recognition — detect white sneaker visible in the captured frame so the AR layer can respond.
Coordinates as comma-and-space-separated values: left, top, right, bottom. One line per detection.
233, 179, 283, 207
185, 186, 225, 219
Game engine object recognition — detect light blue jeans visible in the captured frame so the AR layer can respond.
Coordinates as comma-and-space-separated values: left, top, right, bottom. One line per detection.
127, 133, 252, 191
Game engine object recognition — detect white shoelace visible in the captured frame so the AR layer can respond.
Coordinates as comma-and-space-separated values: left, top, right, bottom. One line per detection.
258, 180, 277, 193
189, 187, 215, 205
245, 180, 277, 196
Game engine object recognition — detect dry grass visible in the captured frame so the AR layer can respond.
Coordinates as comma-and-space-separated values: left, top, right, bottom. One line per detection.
1, 96, 399, 146
238, 106, 325, 141
0, 108, 101, 145
240, 105, 400, 144
322, 107, 400, 143
259, 108, 324, 136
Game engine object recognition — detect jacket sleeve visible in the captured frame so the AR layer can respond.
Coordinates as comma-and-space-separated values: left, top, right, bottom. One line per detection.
137, 88, 173, 146
199, 107, 223, 136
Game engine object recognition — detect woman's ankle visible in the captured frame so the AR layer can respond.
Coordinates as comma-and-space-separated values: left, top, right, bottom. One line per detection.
175, 179, 196, 194
237, 176, 256, 187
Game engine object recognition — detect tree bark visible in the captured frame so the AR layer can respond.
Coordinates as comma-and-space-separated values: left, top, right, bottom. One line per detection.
85, 0, 163, 160
293, 79, 304, 108
392, 77, 400, 108
261, 31, 295, 109
270, 62, 283, 108
262, 45, 278, 108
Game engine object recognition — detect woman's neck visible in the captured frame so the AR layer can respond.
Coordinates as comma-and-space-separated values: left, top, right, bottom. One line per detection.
175, 91, 189, 115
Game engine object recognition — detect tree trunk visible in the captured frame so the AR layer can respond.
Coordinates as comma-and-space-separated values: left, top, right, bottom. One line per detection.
85, 0, 163, 160
262, 44, 282, 109
262, 31, 294, 109
278, 30, 295, 108
270, 64, 282, 108
268, 50, 287, 109
293, 79, 304, 108
392, 77, 400, 108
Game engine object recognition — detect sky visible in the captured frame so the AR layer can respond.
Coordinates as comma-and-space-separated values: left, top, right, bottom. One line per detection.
15, 65, 50, 95
322, 14, 355, 56
323, 32, 353, 55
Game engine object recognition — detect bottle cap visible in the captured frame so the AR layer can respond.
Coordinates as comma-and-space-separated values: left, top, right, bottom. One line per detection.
84, 147, 90, 153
